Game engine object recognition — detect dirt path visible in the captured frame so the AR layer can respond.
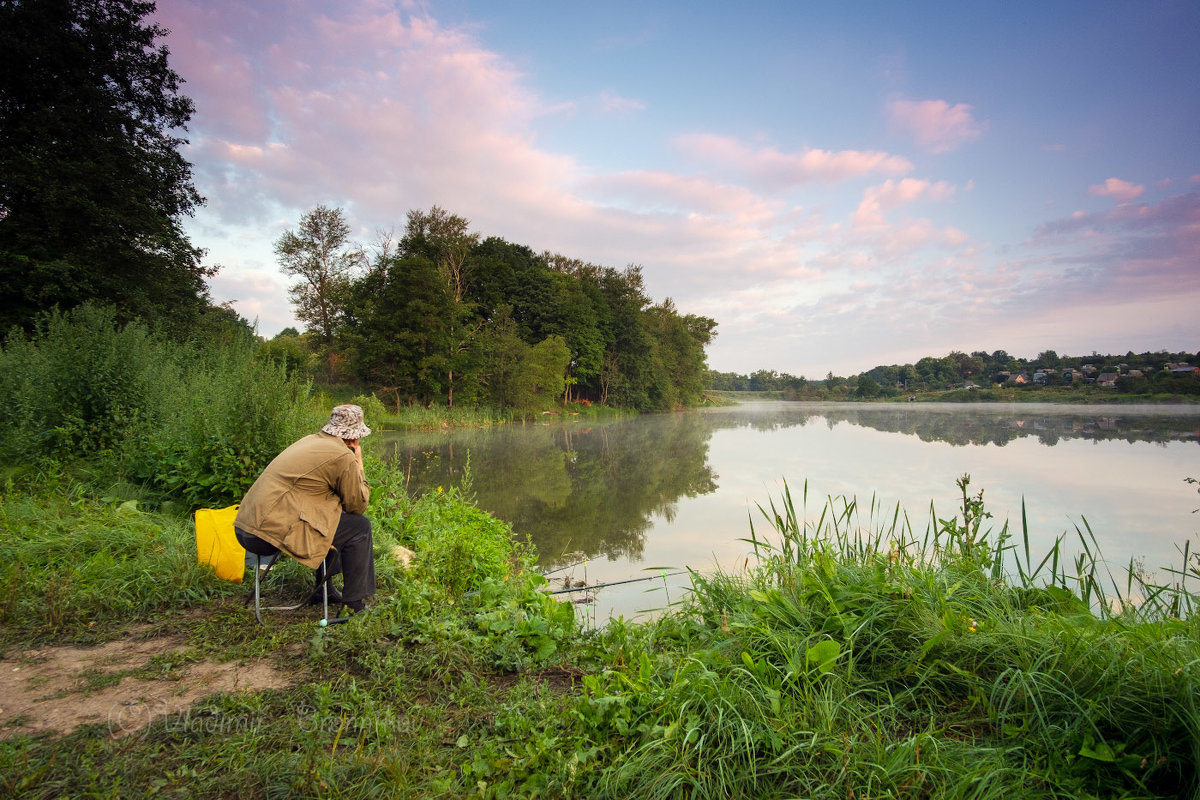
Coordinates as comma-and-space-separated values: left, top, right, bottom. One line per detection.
0, 630, 294, 739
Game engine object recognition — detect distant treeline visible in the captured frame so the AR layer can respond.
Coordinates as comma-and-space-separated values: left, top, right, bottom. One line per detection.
710, 348, 1200, 399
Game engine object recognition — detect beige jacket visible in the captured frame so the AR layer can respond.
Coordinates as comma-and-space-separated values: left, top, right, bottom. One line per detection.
234, 432, 370, 568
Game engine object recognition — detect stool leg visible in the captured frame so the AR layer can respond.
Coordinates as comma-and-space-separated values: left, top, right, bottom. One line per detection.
320, 553, 352, 626
253, 553, 265, 625
322, 556, 329, 622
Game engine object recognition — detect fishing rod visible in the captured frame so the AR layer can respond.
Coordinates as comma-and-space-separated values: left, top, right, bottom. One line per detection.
540, 557, 590, 577
545, 570, 691, 596
462, 570, 692, 599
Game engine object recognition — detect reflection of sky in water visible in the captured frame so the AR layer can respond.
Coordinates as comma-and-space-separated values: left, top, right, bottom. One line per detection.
574, 405, 1197, 623
704, 421, 1195, 566
392, 403, 1200, 623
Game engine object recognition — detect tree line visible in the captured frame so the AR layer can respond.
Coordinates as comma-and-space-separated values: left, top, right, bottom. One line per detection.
712, 347, 1200, 400
267, 205, 718, 412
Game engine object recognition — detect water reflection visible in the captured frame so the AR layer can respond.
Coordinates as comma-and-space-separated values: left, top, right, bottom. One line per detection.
713, 402, 1200, 447
379, 413, 718, 566
379, 402, 1200, 582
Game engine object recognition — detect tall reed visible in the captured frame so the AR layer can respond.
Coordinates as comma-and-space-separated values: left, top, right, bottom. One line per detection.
553, 476, 1200, 799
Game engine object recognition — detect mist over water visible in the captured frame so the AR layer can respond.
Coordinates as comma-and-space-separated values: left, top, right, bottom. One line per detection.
381, 402, 1200, 620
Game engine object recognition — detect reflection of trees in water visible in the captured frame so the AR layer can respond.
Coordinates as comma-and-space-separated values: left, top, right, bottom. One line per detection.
701, 404, 1200, 447
380, 414, 718, 566
376, 404, 1196, 567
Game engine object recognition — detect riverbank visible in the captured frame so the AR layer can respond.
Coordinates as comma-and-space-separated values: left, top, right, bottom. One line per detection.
3, 467, 1197, 798
709, 387, 1200, 404
315, 387, 636, 433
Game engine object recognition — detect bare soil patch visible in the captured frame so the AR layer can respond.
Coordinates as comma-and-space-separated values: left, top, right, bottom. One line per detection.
0, 630, 294, 739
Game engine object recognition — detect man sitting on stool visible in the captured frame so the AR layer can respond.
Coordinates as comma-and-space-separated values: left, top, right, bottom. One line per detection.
235, 404, 375, 614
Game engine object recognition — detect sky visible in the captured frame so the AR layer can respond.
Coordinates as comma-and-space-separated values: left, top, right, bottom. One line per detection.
153, 0, 1200, 378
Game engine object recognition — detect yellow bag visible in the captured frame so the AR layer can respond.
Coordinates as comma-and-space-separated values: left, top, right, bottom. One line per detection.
195, 505, 245, 582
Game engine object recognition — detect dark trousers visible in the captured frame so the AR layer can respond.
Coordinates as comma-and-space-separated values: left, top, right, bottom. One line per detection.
236, 513, 376, 603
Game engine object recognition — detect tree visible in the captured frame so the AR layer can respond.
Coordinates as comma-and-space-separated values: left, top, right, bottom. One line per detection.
193, 301, 255, 347
855, 375, 882, 398
651, 304, 716, 407
749, 370, 780, 391
543, 270, 605, 403
474, 305, 530, 408
275, 205, 363, 347
258, 330, 312, 378
599, 266, 655, 408
1036, 349, 1060, 368
402, 206, 479, 303
0, 0, 211, 334
343, 251, 451, 406
524, 335, 571, 408
401, 206, 480, 406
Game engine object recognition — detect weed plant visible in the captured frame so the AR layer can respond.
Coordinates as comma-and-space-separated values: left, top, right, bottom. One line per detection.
364, 398, 625, 432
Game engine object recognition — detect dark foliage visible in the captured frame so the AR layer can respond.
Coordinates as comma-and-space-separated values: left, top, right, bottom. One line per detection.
0, 0, 211, 335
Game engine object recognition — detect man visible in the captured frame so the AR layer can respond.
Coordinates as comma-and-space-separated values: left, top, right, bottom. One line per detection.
234, 404, 375, 613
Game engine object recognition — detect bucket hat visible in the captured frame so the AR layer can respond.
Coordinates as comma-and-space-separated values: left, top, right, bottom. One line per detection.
321, 404, 372, 440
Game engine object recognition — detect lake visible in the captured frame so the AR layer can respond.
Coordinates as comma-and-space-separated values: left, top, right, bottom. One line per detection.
379, 402, 1200, 620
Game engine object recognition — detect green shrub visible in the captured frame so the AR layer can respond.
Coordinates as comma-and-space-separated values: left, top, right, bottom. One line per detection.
133, 338, 315, 508
467, 573, 576, 670
0, 304, 175, 463
350, 392, 389, 432
0, 305, 316, 508
395, 486, 521, 596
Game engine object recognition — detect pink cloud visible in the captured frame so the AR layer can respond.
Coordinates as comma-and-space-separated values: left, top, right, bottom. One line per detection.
887, 98, 984, 153
674, 133, 912, 191
157, 0, 576, 229
1023, 191, 1200, 308
1089, 177, 1145, 203
853, 178, 956, 228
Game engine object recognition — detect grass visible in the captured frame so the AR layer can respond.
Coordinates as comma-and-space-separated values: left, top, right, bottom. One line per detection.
2, 467, 1198, 799
371, 401, 628, 432
311, 385, 631, 433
